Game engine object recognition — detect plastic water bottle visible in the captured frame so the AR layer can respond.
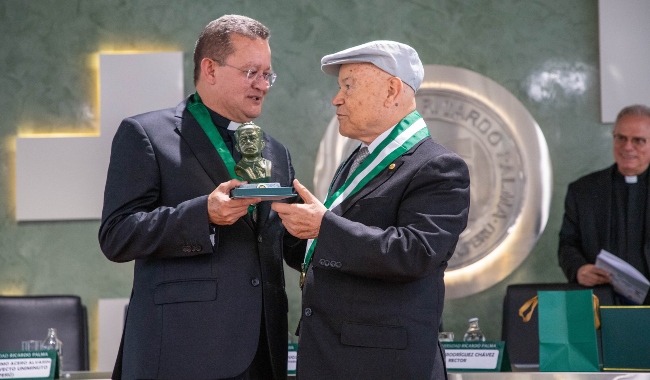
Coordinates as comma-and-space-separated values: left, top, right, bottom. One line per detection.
463, 317, 486, 342
41, 328, 63, 375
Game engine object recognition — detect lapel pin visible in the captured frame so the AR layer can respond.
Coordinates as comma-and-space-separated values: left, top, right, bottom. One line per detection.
388, 163, 396, 170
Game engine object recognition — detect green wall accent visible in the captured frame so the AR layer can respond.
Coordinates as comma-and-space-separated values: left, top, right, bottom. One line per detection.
0, 0, 614, 369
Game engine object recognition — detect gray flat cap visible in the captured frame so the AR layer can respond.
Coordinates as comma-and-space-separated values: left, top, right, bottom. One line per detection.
321, 40, 424, 92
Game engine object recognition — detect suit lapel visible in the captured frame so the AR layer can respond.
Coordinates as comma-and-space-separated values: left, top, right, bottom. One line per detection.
598, 166, 614, 252
175, 100, 231, 187
330, 145, 361, 195
330, 140, 424, 216
333, 159, 404, 216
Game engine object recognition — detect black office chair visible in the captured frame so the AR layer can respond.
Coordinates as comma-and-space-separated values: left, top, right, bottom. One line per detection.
501, 283, 617, 371
0, 295, 90, 371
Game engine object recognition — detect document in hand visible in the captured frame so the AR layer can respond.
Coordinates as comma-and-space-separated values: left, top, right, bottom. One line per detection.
595, 249, 650, 304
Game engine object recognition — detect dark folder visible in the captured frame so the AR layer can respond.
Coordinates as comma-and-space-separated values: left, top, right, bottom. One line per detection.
600, 306, 650, 371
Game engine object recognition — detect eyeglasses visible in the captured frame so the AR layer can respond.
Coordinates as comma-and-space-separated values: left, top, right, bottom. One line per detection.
217, 60, 277, 87
613, 133, 647, 148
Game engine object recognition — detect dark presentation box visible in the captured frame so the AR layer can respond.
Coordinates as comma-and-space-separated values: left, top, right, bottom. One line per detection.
600, 306, 650, 371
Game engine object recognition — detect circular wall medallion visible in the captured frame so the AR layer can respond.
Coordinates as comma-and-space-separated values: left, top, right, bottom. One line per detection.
313, 65, 552, 298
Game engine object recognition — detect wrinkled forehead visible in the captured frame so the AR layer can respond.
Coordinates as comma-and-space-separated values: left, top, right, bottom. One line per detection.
614, 114, 650, 135
337, 63, 392, 88
340, 62, 385, 75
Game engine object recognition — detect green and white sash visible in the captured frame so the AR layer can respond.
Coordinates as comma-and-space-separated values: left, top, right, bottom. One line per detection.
300, 110, 430, 286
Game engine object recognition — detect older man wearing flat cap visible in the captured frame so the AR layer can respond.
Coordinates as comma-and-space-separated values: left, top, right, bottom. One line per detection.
272, 40, 470, 379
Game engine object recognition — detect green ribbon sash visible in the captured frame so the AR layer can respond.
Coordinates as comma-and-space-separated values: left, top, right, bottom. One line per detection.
300, 110, 430, 286
186, 92, 240, 180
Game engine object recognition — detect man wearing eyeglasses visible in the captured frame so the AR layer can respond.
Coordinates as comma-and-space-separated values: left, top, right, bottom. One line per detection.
559, 104, 650, 305
99, 15, 304, 380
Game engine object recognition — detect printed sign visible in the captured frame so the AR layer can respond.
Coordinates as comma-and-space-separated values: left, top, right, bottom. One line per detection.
287, 343, 298, 374
0, 351, 57, 379
442, 341, 509, 372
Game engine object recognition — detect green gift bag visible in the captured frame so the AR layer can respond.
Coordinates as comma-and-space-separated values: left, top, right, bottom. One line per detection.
535, 289, 600, 372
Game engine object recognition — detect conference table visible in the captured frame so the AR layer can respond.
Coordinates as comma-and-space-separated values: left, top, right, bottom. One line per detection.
62, 371, 650, 379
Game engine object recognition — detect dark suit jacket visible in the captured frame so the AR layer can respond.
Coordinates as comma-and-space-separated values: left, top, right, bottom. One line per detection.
295, 138, 470, 380
559, 164, 650, 304
99, 97, 305, 380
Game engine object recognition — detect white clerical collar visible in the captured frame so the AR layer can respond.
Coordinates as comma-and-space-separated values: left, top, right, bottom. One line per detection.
366, 124, 397, 153
625, 175, 638, 184
227, 121, 242, 131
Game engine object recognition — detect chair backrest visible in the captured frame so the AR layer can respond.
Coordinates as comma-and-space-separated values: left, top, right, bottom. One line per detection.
0, 295, 89, 371
501, 283, 616, 371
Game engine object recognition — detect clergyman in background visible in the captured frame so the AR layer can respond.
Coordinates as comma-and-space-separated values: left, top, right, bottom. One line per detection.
559, 104, 650, 305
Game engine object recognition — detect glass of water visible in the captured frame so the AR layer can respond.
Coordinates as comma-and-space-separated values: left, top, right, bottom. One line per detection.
21, 340, 41, 351
438, 331, 455, 342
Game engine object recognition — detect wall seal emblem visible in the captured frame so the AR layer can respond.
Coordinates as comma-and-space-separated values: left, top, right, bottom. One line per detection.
314, 65, 552, 298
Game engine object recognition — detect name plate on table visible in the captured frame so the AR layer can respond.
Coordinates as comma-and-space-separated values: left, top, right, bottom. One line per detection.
287, 343, 298, 375
442, 341, 510, 372
0, 351, 58, 379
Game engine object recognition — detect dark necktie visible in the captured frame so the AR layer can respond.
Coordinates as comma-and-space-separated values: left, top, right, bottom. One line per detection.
347, 146, 369, 180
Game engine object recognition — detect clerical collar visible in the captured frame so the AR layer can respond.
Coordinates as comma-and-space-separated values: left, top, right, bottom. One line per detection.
615, 165, 649, 185
204, 107, 244, 131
